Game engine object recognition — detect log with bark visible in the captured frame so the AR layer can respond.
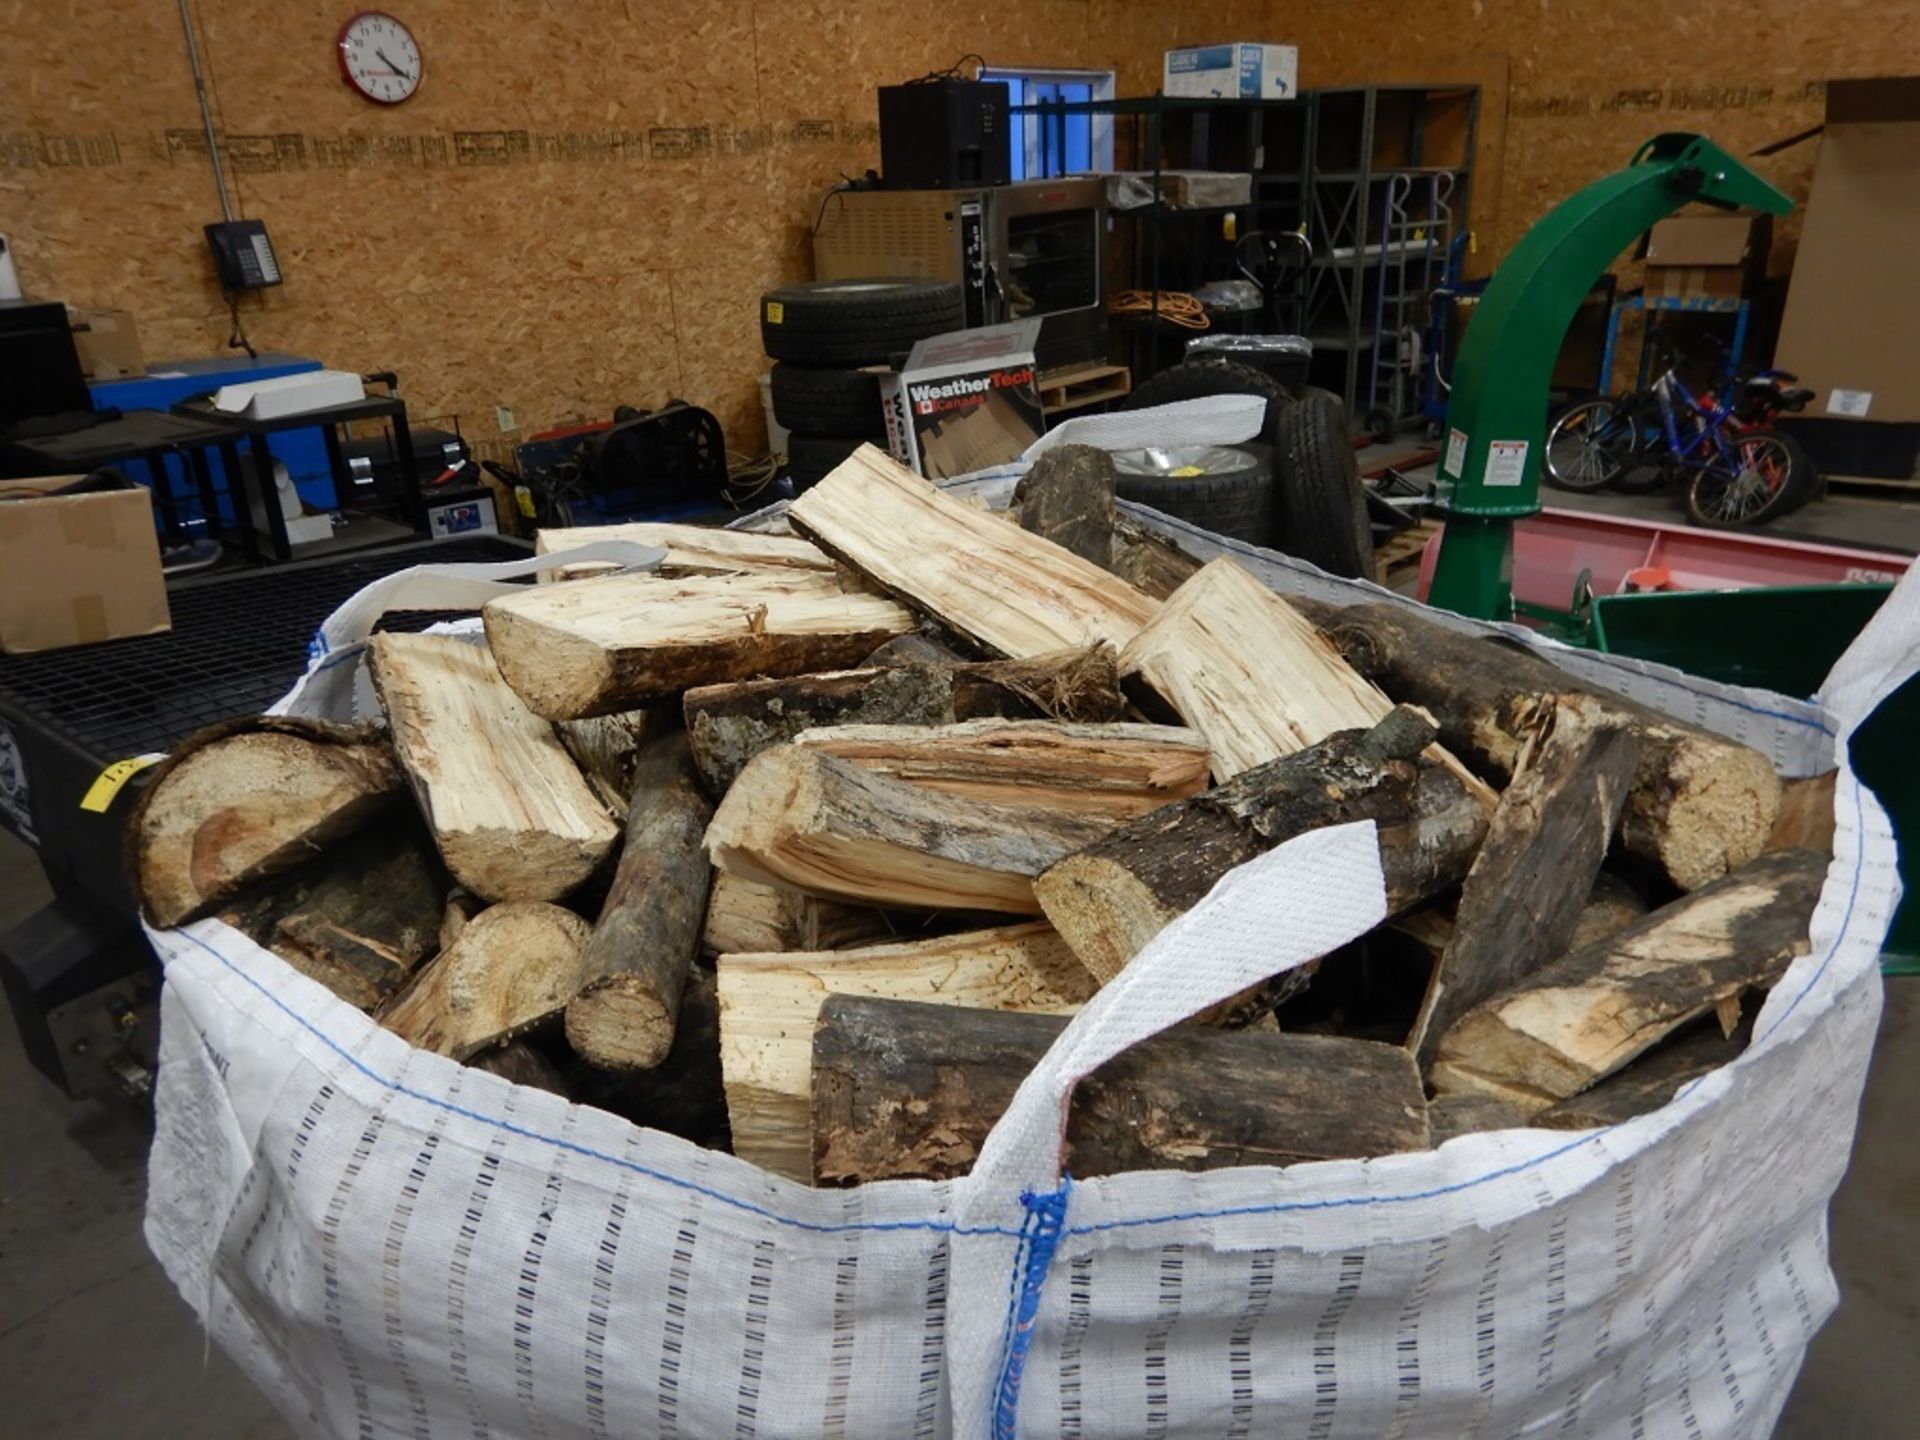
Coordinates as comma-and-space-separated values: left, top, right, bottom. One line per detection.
1033, 707, 1489, 983
682, 646, 1126, 794
564, 730, 714, 1072
1429, 848, 1826, 1111
216, 816, 447, 1009
378, 901, 593, 1060
567, 966, 729, 1147
535, 521, 837, 580
368, 633, 619, 902
706, 745, 1112, 914
786, 443, 1159, 657
1567, 871, 1651, 952
811, 996, 1430, 1184
1013, 444, 1116, 565
1107, 516, 1203, 600
129, 715, 403, 928
701, 872, 905, 955
718, 923, 1096, 1179
1404, 693, 1642, 1064
483, 567, 918, 720
1293, 598, 1783, 890
467, 1040, 571, 1097
1531, 1008, 1754, 1131
790, 719, 1210, 820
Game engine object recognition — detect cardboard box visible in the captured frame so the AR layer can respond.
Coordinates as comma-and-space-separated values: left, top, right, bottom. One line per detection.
880, 321, 1044, 479
0, 475, 170, 654
67, 305, 144, 380
1777, 77, 1920, 425
1163, 44, 1298, 101
1642, 212, 1771, 302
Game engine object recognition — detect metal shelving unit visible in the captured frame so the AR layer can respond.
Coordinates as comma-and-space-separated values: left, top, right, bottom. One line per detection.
1304, 85, 1480, 427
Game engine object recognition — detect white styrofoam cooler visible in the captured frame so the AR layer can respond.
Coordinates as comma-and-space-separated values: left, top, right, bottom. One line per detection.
143, 404, 1916, 1438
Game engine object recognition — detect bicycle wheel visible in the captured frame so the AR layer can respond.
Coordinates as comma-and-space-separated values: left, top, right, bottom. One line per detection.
1545, 399, 1641, 493
1686, 431, 1797, 529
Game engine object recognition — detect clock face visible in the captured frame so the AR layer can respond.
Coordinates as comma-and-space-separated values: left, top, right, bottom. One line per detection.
337, 12, 422, 105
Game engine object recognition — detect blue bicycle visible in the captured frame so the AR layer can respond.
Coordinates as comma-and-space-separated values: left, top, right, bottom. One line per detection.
1545, 351, 1813, 527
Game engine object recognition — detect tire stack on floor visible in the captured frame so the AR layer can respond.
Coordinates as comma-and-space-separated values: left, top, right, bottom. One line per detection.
759, 279, 965, 491
1119, 359, 1377, 580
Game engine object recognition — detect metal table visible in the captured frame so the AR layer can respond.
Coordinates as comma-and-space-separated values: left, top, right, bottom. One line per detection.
0, 409, 259, 555
174, 393, 427, 561
0, 534, 530, 1095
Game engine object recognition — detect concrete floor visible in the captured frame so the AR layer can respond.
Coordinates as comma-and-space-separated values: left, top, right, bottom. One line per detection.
2, 826, 1913, 1435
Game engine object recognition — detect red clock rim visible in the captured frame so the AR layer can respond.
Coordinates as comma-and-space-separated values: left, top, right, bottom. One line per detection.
336, 10, 423, 105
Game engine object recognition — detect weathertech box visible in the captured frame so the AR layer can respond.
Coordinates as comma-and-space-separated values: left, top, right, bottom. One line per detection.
880, 321, 1044, 479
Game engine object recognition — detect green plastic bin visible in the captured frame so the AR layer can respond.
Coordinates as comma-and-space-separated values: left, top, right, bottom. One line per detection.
1590, 583, 1918, 967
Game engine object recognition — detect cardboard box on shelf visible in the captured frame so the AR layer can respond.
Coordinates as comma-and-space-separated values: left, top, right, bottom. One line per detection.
67, 306, 144, 380
1105, 171, 1254, 211
0, 474, 170, 654
1163, 44, 1298, 101
1641, 213, 1771, 302
880, 321, 1044, 479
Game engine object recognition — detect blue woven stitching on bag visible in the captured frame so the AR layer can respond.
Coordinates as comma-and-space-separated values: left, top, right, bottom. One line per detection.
993, 1180, 1072, 1439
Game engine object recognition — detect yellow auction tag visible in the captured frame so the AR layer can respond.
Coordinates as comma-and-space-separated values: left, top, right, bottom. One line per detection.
765, 301, 785, 324
80, 754, 163, 813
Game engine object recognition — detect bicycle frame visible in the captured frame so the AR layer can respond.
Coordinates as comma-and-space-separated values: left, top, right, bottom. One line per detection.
1650, 368, 1745, 478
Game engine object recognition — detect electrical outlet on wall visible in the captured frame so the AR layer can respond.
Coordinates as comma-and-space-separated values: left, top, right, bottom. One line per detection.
495, 405, 517, 433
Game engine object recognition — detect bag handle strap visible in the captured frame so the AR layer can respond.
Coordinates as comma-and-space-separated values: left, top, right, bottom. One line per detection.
958, 820, 1390, 1209
1818, 559, 1920, 740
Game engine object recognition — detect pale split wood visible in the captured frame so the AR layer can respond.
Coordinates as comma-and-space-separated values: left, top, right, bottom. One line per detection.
700, 872, 902, 955
534, 521, 837, 580
705, 745, 1112, 914
483, 567, 917, 719
378, 901, 593, 1060
127, 714, 404, 928
1430, 848, 1827, 1112
716, 922, 1096, 1181
786, 443, 1159, 657
367, 633, 618, 902
790, 719, 1211, 820
1117, 557, 1493, 803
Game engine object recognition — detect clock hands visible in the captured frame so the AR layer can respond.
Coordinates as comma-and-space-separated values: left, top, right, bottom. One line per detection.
375, 48, 414, 83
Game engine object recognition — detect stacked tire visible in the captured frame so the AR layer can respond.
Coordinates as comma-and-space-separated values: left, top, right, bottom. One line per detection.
760, 279, 965, 491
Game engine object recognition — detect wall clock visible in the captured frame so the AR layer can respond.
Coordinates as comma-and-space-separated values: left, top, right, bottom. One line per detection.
337, 12, 422, 105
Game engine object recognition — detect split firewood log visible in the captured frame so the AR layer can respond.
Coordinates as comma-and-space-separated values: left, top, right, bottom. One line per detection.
1425, 1092, 1534, 1143
1567, 871, 1650, 951
706, 745, 1111, 914
789, 719, 1211, 820
862, 632, 966, 666
787, 443, 1158, 656
1013, 444, 1116, 565
564, 731, 714, 1072
1293, 598, 1783, 890
1107, 516, 1203, 600
682, 646, 1126, 794
128, 715, 403, 928
701, 872, 904, 955
718, 923, 1096, 1180
1404, 693, 1642, 1064
378, 901, 593, 1061
1117, 557, 1492, 805
534, 521, 836, 580
567, 966, 728, 1148
1768, 772, 1838, 855
482, 567, 917, 719
216, 816, 446, 1009
1531, 1007, 1755, 1131
368, 632, 619, 902
1033, 707, 1488, 983
1430, 848, 1826, 1112
811, 996, 1430, 1184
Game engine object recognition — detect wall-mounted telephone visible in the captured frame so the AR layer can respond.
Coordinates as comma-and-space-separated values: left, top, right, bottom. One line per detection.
205, 219, 282, 290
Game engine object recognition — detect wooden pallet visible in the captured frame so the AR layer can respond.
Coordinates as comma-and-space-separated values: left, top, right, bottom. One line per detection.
1039, 363, 1131, 416
1374, 517, 1441, 586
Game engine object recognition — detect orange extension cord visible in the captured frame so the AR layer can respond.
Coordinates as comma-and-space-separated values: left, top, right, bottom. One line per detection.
1106, 289, 1211, 330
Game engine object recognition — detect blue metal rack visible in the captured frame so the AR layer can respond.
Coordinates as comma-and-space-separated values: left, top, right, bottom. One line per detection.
1599, 292, 1752, 392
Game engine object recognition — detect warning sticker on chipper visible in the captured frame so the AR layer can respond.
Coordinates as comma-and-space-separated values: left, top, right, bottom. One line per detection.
1443, 427, 1467, 477
1485, 439, 1529, 488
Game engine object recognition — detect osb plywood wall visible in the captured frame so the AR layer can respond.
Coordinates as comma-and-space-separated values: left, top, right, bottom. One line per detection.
6, 0, 1911, 455
1, 0, 1270, 455
1291, 0, 1920, 277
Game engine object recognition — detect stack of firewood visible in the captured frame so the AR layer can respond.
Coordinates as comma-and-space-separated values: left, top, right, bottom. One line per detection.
126, 443, 1834, 1184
